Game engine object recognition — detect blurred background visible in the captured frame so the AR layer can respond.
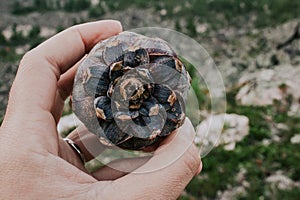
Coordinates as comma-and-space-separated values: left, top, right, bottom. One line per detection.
0, 0, 299, 199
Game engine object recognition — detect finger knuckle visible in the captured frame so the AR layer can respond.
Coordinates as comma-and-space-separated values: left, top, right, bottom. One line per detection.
68, 25, 83, 40
20, 50, 34, 66
68, 25, 79, 34
19, 49, 40, 73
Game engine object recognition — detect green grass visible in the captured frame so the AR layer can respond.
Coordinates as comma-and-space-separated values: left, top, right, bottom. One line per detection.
184, 89, 300, 199
274, 188, 300, 199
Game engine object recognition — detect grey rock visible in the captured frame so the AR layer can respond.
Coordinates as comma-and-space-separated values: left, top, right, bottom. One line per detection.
195, 113, 249, 152
236, 65, 300, 117
290, 134, 300, 144
266, 171, 300, 190
217, 186, 247, 200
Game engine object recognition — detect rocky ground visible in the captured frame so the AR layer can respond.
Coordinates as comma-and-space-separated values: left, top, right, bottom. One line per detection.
1, 0, 300, 199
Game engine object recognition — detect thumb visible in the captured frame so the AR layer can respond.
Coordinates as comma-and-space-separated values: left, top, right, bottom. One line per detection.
88, 118, 202, 199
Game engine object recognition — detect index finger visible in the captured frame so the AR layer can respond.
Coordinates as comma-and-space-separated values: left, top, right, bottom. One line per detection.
6, 20, 122, 118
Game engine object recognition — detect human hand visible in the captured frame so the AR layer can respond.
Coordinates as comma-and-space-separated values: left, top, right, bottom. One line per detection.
0, 20, 201, 199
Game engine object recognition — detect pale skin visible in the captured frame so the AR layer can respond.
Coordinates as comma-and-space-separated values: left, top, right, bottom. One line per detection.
0, 20, 202, 199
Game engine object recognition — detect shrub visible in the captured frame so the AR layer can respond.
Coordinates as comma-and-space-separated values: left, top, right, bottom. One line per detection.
10, 24, 26, 45
64, 0, 91, 12
11, 1, 34, 15
0, 32, 6, 45
29, 25, 41, 38
88, 4, 105, 18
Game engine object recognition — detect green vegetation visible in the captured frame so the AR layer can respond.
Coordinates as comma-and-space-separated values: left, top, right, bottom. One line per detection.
2, 0, 300, 199
183, 89, 300, 199
12, 0, 90, 14
64, 0, 90, 12
11, 0, 300, 31
0, 32, 6, 45
0, 24, 46, 62
88, 4, 105, 18
182, 56, 209, 110
275, 188, 300, 199
0, 47, 22, 62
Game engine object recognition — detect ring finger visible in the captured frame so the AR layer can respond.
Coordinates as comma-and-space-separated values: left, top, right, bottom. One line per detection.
61, 126, 152, 180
